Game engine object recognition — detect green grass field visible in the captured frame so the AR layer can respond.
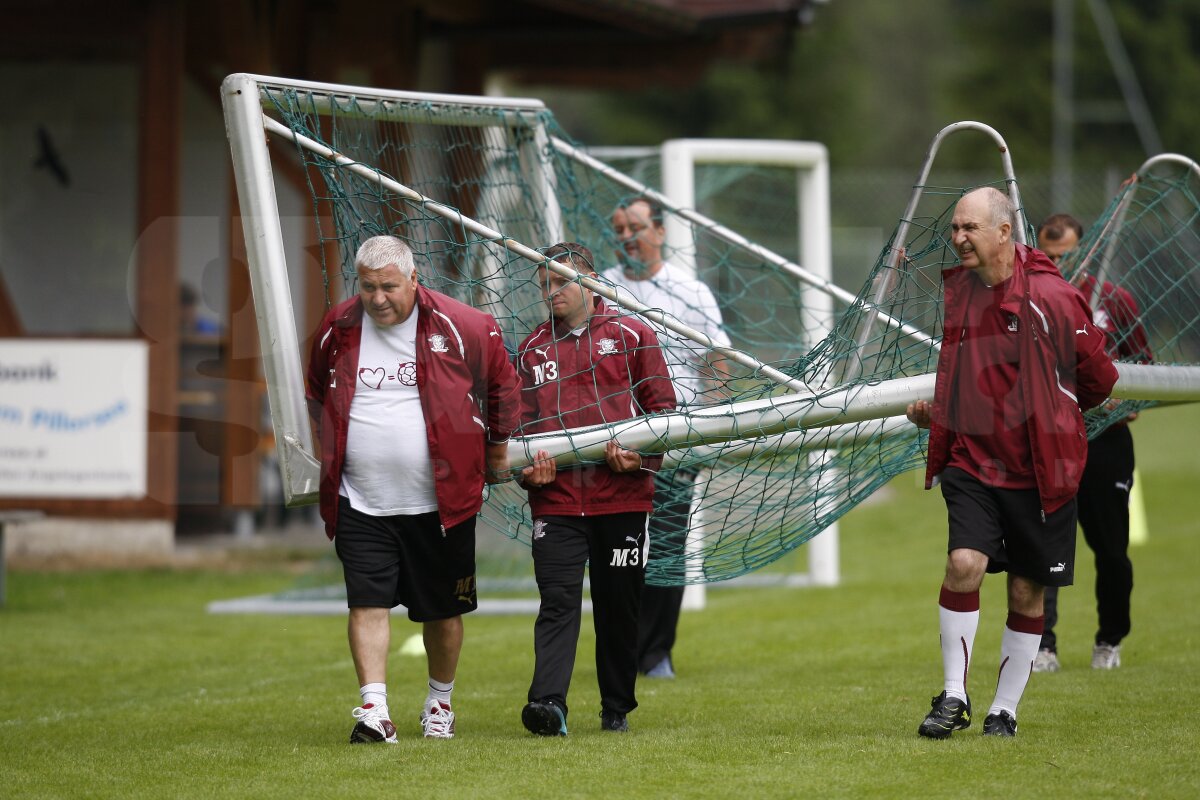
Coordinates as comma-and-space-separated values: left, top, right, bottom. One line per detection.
2, 405, 1198, 798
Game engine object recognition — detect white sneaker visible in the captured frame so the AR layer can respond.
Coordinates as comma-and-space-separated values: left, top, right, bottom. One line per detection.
1092, 643, 1121, 669
350, 703, 398, 744
644, 657, 675, 679
421, 700, 456, 739
1032, 648, 1060, 673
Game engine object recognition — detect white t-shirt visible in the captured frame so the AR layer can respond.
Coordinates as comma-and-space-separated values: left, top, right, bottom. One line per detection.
600, 262, 730, 406
340, 309, 438, 516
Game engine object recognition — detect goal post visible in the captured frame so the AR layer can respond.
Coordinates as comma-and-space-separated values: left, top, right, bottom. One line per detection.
221, 73, 560, 506
221, 73, 864, 505
660, 138, 838, 597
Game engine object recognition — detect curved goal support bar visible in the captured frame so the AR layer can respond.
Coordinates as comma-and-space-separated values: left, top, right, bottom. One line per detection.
1071, 152, 1200, 304
1136, 153, 1200, 180
842, 122, 1027, 386
892, 121, 1028, 255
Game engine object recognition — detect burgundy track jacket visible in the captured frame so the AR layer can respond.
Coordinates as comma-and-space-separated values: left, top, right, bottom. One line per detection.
306, 287, 520, 539
1077, 274, 1152, 364
515, 300, 676, 517
925, 243, 1120, 514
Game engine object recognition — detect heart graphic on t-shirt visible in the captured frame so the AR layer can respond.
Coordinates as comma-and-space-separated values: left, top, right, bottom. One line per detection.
358, 367, 386, 389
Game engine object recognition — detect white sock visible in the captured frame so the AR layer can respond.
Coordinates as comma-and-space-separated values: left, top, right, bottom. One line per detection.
990, 614, 1044, 718
938, 587, 980, 703
360, 682, 388, 714
426, 678, 454, 712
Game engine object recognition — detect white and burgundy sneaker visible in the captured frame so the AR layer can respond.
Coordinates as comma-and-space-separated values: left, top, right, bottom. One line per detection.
350, 703, 398, 744
420, 700, 456, 739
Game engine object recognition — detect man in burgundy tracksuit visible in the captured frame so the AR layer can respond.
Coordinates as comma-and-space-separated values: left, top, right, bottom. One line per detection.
306, 235, 519, 743
514, 242, 675, 736
1034, 213, 1152, 672
906, 189, 1118, 739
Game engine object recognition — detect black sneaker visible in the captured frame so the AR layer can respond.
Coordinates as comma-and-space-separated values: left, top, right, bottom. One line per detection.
917, 691, 971, 739
982, 710, 1017, 737
600, 710, 628, 732
522, 700, 568, 736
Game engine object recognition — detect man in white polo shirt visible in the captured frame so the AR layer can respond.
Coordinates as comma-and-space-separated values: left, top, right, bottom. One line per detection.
602, 196, 731, 679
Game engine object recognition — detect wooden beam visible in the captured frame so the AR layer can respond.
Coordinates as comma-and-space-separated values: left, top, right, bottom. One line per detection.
0, 273, 22, 336
136, 0, 184, 516
222, 189, 263, 510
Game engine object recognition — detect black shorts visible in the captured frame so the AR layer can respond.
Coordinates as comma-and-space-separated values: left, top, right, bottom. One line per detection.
334, 496, 478, 622
941, 467, 1077, 587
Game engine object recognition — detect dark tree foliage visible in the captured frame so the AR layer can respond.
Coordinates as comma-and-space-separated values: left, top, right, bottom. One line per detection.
524, 0, 1199, 173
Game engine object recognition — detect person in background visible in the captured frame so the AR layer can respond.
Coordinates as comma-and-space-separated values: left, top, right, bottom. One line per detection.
603, 195, 730, 680
306, 235, 519, 742
515, 242, 675, 735
180, 283, 220, 335
906, 189, 1118, 738
1033, 213, 1151, 672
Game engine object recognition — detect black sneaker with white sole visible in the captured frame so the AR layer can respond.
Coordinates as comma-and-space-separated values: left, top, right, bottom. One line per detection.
917, 691, 971, 739
522, 700, 568, 736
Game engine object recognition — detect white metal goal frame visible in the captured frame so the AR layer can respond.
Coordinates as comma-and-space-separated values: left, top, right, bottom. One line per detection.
222, 73, 561, 504
219, 73, 889, 512
221, 75, 1200, 597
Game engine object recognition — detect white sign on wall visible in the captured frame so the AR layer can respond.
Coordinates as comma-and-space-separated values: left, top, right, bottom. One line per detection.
0, 340, 148, 498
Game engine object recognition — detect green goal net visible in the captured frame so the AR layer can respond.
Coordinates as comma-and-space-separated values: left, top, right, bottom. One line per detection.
1064, 155, 1200, 435
224, 76, 1200, 588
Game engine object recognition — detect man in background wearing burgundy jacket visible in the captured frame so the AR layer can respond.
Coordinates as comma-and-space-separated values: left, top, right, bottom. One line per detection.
1033, 213, 1151, 673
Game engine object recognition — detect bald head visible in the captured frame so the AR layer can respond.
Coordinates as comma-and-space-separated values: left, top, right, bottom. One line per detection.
950, 187, 1016, 283
962, 187, 1017, 230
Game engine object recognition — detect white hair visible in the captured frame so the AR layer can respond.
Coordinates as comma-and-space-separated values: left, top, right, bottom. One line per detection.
355, 235, 416, 276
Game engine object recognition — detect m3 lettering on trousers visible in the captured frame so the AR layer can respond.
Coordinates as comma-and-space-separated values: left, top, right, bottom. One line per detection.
609, 548, 640, 567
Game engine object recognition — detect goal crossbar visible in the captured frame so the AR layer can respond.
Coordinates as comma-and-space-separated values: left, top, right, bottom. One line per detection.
506, 362, 1200, 470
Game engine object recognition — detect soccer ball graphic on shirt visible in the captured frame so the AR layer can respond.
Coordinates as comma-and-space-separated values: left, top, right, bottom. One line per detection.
396, 361, 417, 386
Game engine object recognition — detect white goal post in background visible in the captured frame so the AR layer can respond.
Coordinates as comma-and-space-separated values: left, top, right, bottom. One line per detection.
586, 140, 840, 593
661, 139, 838, 600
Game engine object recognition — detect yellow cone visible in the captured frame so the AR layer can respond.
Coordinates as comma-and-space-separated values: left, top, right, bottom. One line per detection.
1129, 468, 1148, 546
399, 633, 426, 657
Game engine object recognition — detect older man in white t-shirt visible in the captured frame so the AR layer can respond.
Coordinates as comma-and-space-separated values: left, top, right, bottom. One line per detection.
307, 236, 519, 743
602, 196, 730, 679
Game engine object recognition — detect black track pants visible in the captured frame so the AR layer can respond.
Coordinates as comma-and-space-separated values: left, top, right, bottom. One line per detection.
1042, 424, 1135, 650
637, 468, 696, 672
528, 513, 647, 717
